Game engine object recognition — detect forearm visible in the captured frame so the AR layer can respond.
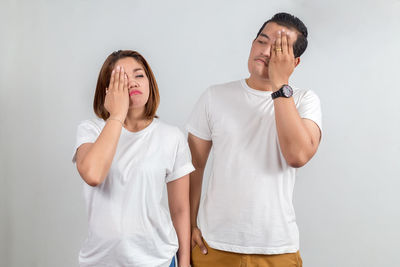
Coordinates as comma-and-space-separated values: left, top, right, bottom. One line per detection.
189, 168, 204, 227
78, 120, 123, 185
171, 205, 191, 266
274, 97, 316, 167
187, 134, 211, 231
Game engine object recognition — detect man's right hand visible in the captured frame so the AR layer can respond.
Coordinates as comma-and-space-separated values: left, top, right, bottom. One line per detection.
191, 226, 208, 255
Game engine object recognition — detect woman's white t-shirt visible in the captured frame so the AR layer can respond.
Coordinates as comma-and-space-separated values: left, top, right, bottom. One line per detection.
72, 118, 194, 267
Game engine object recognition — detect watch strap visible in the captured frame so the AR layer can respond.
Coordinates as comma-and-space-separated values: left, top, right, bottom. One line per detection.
271, 89, 283, 99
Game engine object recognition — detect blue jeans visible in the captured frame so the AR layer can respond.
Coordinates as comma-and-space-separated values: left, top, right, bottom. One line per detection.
169, 256, 175, 267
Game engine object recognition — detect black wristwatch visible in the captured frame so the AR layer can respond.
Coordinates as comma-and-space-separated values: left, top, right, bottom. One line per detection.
271, 85, 293, 99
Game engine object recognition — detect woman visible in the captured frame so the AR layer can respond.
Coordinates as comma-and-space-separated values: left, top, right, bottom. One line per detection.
72, 50, 193, 267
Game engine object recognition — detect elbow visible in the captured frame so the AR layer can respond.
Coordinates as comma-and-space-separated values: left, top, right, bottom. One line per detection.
170, 207, 187, 218
170, 205, 189, 222
85, 176, 102, 187
191, 160, 206, 172
282, 139, 318, 168
285, 153, 309, 168
169, 198, 190, 220
77, 164, 103, 187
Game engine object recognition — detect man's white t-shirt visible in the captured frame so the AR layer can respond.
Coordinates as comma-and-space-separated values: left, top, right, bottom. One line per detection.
72, 118, 194, 267
186, 79, 322, 254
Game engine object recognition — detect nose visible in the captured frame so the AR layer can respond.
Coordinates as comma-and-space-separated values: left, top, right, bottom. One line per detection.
261, 44, 272, 58
127, 76, 139, 89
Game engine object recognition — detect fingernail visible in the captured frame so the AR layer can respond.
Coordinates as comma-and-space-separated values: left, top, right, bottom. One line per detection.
202, 250, 207, 254
278, 31, 281, 34
116, 66, 120, 71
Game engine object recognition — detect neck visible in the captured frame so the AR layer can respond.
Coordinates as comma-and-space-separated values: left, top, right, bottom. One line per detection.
246, 75, 275, 91
124, 108, 152, 132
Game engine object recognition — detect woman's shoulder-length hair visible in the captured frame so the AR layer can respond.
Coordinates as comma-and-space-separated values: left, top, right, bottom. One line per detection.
93, 50, 160, 120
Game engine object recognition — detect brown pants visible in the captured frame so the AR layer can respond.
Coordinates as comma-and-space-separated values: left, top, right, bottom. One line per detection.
191, 240, 303, 267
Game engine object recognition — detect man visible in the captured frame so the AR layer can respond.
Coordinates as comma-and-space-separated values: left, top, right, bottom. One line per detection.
186, 13, 322, 267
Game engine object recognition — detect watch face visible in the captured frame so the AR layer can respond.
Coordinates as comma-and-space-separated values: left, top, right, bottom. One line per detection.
282, 85, 293, 97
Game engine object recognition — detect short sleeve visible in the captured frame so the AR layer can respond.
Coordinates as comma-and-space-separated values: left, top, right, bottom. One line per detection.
72, 120, 101, 163
185, 89, 212, 141
297, 90, 323, 133
165, 130, 195, 183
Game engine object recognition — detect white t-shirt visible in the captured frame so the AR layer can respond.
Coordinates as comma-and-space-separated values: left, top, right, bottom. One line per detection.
72, 118, 194, 267
186, 79, 322, 254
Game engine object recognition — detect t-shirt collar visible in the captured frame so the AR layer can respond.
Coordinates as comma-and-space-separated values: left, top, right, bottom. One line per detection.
122, 118, 158, 135
240, 79, 274, 97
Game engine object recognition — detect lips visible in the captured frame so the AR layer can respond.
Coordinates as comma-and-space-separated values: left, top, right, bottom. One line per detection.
255, 58, 268, 66
129, 90, 142, 96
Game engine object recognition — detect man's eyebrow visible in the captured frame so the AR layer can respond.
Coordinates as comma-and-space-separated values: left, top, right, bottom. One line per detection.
259, 33, 270, 39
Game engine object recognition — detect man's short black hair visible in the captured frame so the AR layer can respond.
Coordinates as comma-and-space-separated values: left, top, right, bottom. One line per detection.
256, 12, 308, 58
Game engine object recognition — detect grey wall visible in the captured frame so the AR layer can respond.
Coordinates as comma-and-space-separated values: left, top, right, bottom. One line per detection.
1, 0, 399, 266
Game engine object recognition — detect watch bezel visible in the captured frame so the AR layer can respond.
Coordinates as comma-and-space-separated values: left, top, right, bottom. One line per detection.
281, 85, 293, 97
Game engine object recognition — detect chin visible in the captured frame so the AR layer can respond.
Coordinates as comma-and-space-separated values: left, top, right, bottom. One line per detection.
129, 103, 146, 109
250, 71, 269, 81
250, 66, 267, 77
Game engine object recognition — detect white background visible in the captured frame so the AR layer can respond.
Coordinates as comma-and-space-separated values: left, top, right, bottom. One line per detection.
1, 0, 399, 266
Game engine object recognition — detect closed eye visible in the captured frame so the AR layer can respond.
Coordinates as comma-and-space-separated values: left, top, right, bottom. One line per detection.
135, 74, 144, 78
